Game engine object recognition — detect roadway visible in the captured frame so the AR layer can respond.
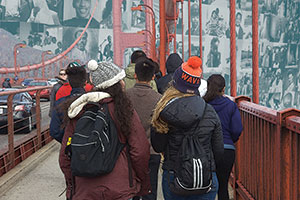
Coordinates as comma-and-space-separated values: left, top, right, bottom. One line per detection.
0, 101, 50, 150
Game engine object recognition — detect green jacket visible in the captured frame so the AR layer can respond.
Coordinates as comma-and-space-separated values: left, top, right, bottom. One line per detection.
124, 63, 158, 91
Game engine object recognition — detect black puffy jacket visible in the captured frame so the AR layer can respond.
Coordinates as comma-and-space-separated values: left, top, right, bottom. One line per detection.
151, 96, 224, 171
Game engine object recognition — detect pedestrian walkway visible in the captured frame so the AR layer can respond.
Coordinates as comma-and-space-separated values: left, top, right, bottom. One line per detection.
0, 141, 164, 200
0, 141, 232, 200
0, 142, 66, 200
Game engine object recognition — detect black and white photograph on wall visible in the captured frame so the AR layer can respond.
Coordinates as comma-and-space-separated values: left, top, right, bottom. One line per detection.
98, 29, 113, 62
203, 5, 228, 37
27, 0, 60, 25
206, 37, 221, 68
261, 14, 288, 43
225, 11, 250, 40
63, 27, 98, 64
237, 71, 252, 97
185, 3, 200, 36
130, 0, 145, 29
19, 22, 44, 49
175, 2, 183, 34
43, 26, 63, 55
121, 0, 129, 32
63, 0, 101, 28
260, 41, 288, 70
175, 35, 189, 61
281, 68, 297, 108
0, 0, 62, 24
240, 43, 252, 69
0, 22, 20, 38
99, 0, 112, 29
202, 0, 216, 5
0, 0, 22, 21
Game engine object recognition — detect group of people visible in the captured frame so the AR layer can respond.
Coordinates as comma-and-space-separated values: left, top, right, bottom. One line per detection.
48, 50, 243, 200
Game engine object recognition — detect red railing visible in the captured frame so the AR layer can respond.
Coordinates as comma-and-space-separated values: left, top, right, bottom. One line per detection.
0, 87, 52, 177
231, 96, 300, 200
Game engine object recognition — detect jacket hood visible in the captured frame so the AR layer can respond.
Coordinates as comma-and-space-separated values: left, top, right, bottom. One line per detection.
125, 63, 135, 80
166, 53, 183, 74
208, 96, 231, 112
160, 96, 206, 129
68, 92, 111, 118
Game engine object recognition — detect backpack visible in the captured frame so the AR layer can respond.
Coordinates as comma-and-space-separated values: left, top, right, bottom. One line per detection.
69, 103, 126, 177
168, 104, 212, 196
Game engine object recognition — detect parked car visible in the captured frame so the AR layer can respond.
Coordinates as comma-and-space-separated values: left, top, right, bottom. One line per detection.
27, 81, 51, 100
21, 78, 35, 87
0, 88, 36, 133
48, 78, 58, 86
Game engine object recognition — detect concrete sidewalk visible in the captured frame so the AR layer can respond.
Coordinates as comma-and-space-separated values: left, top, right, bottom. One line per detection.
0, 141, 232, 200
0, 141, 163, 200
0, 142, 66, 200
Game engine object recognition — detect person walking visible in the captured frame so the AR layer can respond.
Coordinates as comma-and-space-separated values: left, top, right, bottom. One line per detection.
151, 56, 224, 200
203, 74, 243, 200
156, 53, 183, 94
50, 64, 86, 143
124, 50, 157, 91
59, 60, 151, 200
126, 58, 162, 200
49, 69, 67, 117
2, 78, 11, 88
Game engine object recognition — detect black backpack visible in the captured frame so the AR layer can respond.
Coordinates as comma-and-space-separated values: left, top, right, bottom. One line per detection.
168, 104, 212, 196
69, 103, 126, 177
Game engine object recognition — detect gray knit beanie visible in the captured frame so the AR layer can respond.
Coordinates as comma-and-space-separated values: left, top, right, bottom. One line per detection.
87, 60, 125, 89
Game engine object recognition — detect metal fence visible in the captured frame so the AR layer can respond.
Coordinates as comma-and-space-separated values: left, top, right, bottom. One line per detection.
231, 96, 300, 200
0, 87, 52, 177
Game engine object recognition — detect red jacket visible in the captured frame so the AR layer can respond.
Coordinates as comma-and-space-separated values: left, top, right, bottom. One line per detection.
56, 83, 93, 100
59, 98, 151, 200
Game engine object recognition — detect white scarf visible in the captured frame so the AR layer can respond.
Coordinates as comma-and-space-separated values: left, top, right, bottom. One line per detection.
68, 92, 111, 119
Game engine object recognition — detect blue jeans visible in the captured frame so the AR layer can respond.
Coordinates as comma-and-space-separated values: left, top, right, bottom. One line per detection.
162, 170, 218, 200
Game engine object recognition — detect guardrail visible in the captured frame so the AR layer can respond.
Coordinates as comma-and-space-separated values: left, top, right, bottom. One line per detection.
231, 96, 300, 200
0, 86, 52, 177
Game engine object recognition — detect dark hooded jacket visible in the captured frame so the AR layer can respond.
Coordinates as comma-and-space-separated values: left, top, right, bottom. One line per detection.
156, 53, 183, 94
207, 96, 243, 147
151, 96, 224, 171
2, 78, 11, 88
49, 77, 67, 117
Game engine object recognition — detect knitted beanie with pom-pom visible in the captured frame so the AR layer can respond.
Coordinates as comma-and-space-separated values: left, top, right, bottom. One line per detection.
173, 56, 203, 94
87, 60, 125, 89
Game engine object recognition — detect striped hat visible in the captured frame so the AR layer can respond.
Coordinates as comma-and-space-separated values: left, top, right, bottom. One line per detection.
173, 56, 202, 94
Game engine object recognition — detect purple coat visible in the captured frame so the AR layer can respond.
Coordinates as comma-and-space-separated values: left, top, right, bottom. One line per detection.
208, 96, 243, 147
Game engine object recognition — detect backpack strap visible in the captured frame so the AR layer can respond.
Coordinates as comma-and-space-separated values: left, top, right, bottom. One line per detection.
102, 102, 133, 188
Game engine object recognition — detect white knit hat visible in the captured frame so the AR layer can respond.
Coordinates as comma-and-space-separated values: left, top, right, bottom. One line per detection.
87, 60, 125, 89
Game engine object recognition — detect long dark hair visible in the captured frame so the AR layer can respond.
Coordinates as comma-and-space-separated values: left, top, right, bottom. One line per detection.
60, 83, 133, 137
203, 74, 225, 102
101, 82, 133, 137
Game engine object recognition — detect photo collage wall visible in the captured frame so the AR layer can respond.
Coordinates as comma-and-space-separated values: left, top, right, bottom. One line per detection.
0, 0, 299, 110
154, 0, 299, 110
0, 0, 115, 65
258, 0, 300, 110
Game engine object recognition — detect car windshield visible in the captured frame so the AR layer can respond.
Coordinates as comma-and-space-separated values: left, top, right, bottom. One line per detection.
0, 93, 22, 101
28, 82, 47, 86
